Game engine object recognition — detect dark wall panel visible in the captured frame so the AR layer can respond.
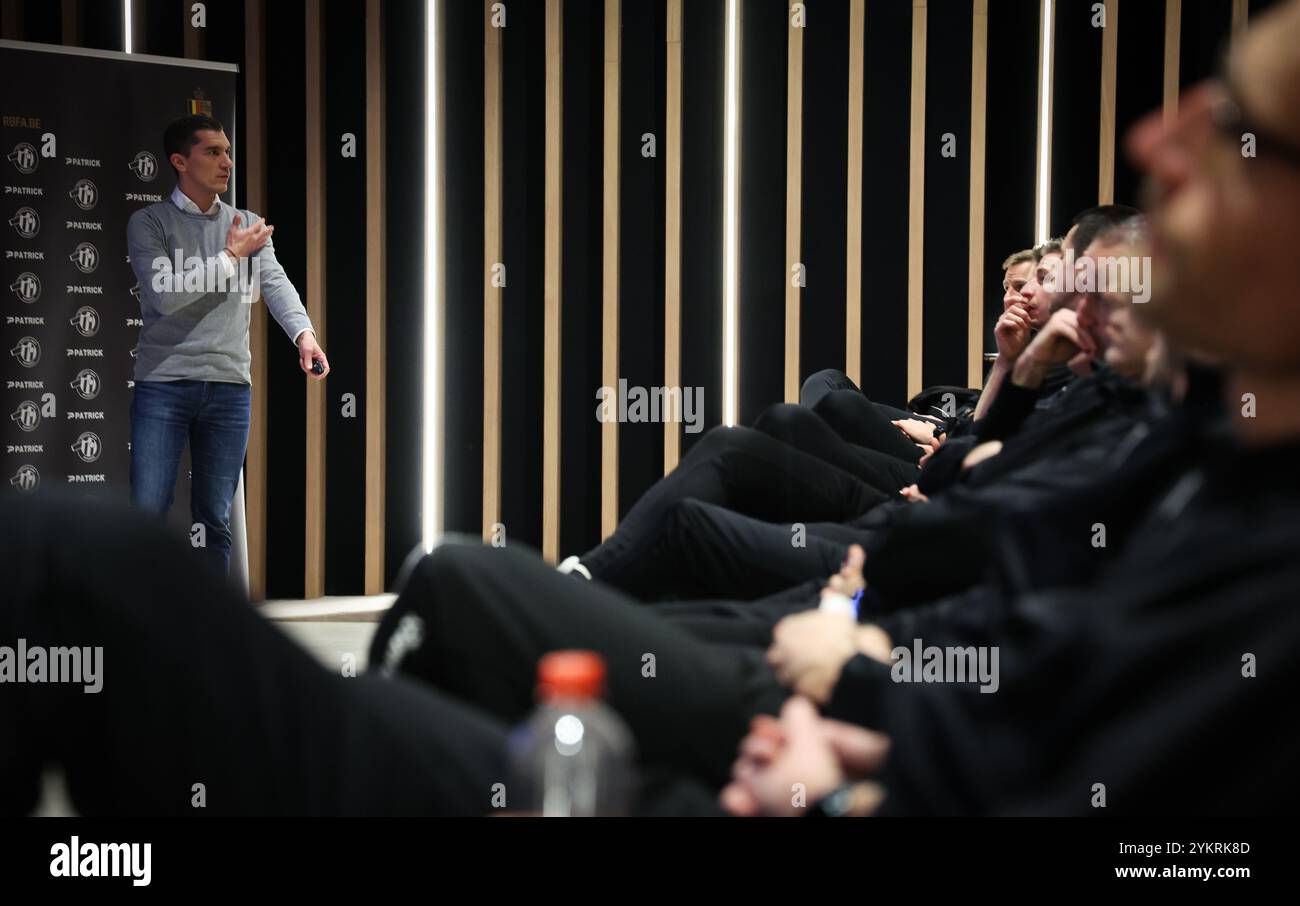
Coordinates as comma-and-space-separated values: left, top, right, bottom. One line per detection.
16, 0, 60, 43
799, 0, 849, 384
78, 0, 124, 50
858, 0, 911, 406
616, 0, 667, 516
1179, 0, 1231, 90
559, 0, 603, 555
142, 0, 184, 58
921, 0, 972, 390
498, 0, 545, 549
264, 0, 308, 598
382, 0, 424, 585
738, 0, 787, 425
1113, 0, 1164, 209
679, 0, 724, 455
981, 0, 1038, 359
323, 0, 365, 594
441, 0, 486, 541
1051, 0, 1103, 235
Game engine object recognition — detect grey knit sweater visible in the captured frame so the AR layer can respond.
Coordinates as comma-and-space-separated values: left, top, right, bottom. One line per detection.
126, 198, 314, 384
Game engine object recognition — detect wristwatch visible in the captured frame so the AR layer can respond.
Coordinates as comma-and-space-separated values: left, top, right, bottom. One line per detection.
807, 782, 859, 818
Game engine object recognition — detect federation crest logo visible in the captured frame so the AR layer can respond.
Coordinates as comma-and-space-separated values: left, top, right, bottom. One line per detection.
70, 368, 101, 401
9, 206, 39, 238
69, 178, 99, 210
10, 272, 40, 304
71, 431, 102, 463
10, 400, 40, 432
10, 464, 39, 493
128, 150, 159, 182
10, 336, 40, 368
70, 241, 99, 274
8, 142, 37, 175
70, 305, 100, 337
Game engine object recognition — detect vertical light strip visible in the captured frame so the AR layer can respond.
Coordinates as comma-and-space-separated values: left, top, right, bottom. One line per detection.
1098, 0, 1118, 205
968, 0, 988, 389
1163, 0, 1181, 127
783, 8, 803, 404
845, 0, 864, 387
600, 0, 621, 539
122, 0, 131, 51
365, 0, 388, 591
423, 0, 443, 551
664, 0, 683, 473
541, 0, 563, 562
721, 0, 741, 426
905, 0, 926, 400
244, 0, 268, 601
1034, 0, 1055, 243
304, 0, 327, 597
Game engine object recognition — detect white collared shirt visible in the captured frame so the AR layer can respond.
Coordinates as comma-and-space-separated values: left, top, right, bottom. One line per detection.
170, 184, 222, 216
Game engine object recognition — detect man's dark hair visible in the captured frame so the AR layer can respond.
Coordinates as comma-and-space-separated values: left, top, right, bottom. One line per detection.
163, 114, 225, 177
1069, 204, 1141, 253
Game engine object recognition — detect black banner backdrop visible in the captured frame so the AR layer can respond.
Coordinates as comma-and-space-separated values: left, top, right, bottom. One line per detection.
1, 40, 244, 581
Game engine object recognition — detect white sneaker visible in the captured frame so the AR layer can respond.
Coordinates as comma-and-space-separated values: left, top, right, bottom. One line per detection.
556, 556, 591, 580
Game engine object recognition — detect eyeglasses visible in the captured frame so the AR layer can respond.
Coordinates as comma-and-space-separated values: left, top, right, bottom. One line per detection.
1208, 50, 1300, 171
1210, 91, 1300, 171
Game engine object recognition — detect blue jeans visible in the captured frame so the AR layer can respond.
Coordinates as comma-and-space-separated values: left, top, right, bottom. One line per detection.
130, 379, 251, 576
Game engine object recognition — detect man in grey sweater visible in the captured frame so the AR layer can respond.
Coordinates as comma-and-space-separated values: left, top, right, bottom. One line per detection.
126, 114, 328, 577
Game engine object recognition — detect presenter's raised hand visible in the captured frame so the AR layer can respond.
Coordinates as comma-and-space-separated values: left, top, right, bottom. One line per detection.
225, 213, 274, 259
297, 331, 329, 380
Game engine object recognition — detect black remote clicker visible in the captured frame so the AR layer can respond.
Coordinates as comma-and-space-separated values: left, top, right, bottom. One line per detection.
311, 360, 324, 375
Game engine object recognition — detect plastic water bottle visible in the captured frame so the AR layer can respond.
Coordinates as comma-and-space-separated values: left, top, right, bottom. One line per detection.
508, 650, 636, 817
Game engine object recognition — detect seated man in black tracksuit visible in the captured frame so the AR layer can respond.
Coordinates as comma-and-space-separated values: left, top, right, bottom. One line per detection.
573, 228, 1162, 603
802, 205, 1140, 466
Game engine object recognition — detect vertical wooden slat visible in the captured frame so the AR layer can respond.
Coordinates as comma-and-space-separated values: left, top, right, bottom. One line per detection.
1231, 0, 1249, 46
183, 0, 206, 58
541, 0, 563, 563
1163, 0, 1181, 126
245, 0, 268, 602
1098, 0, 1118, 204
483, 0, 503, 541
601, 0, 620, 540
61, 0, 79, 45
1, 0, 24, 40
783, 8, 803, 404
968, 0, 988, 389
364, 0, 387, 593
664, 0, 683, 473
304, 0, 327, 598
845, 0, 864, 387
906, 0, 926, 399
